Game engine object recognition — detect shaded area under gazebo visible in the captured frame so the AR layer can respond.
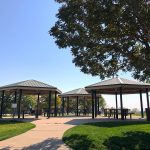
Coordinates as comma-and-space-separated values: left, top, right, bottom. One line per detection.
0, 80, 61, 119
60, 88, 93, 116
85, 77, 150, 120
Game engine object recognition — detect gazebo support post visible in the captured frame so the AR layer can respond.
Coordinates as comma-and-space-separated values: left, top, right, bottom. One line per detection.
54, 91, 57, 117
139, 90, 144, 118
18, 89, 22, 119
92, 90, 95, 119
97, 97, 99, 114
95, 92, 97, 118
67, 97, 69, 115
0, 90, 5, 118
62, 97, 65, 116
146, 88, 150, 109
14, 91, 17, 103
76, 96, 79, 116
119, 87, 124, 120
13, 91, 17, 118
35, 93, 40, 119
115, 93, 118, 119
84, 96, 86, 115
48, 91, 52, 118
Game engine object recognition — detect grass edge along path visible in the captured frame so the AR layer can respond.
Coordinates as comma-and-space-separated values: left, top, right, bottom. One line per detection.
63, 121, 150, 150
0, 120, 35, 141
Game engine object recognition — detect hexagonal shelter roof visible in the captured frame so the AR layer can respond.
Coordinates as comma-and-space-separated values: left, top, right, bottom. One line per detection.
85, 77, 150, 94
60, 88, 90, 97
0, 80, 61, 94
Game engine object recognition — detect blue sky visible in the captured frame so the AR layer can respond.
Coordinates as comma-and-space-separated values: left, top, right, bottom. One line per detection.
0, 0, 148, 110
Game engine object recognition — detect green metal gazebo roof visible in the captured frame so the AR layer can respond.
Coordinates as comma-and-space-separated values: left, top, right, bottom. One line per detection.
85, 77, 150, 94
60, 88, 90, 97
0, 79, 62, 94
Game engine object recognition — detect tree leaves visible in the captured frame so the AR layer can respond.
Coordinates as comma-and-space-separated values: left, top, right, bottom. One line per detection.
50, 0, 150, 81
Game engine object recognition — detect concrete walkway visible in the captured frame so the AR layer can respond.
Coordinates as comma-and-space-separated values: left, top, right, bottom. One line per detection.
0, 116, 113, 150
0, 116, 142, 150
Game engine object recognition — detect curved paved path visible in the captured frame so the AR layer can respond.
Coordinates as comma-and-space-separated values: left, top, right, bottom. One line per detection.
0, 116, 111, 150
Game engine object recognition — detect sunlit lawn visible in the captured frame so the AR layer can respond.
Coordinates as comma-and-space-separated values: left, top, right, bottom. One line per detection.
0, 120, 35, 141
63, 121, 150, 150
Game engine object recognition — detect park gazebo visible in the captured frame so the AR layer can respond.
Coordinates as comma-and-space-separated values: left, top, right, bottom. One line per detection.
85, 77, 150, 120
60, 88, 91, 116
0, 80, 61, 119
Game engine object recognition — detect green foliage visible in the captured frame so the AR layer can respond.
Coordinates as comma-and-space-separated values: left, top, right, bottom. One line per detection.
57, 96, 62, 107
146, 79, 150, 83
0, 92, 37, 113
63, 121, 150, 150
131, 108, 140, 114
41, 95, 61, 109
3, 94, 11, 113
0, 120, 35, 141
99, 95, 106, 110
50, 0, 150, 81
38, 95, 48, 110
0, 92, 14, 114
21, 95, 36, 110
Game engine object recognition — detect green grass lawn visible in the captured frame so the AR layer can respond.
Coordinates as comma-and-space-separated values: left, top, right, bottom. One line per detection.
63, 121, 150, 150
0, 120, 35, 141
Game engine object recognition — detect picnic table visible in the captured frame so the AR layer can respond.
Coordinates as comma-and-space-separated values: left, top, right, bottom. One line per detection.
104, 108, 134, 119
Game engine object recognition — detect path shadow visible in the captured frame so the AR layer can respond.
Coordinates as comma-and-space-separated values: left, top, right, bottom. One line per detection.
1, 138, 69, 150
64, 117, 115, 125
19, 118, 39, 123
22, 138, 67, 150
0, 147, 11, 150
103, 131, 150, 150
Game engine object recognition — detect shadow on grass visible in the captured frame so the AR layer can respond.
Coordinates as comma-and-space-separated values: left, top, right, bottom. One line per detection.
64, 117, 148, 126
63, 131, 150, 150
63, 134, 94, 150
0, 119, 24, 124
103, 131, 150, 150
0, 118, 37, 123
22, 138, 65, 150
84, 121, 150, 128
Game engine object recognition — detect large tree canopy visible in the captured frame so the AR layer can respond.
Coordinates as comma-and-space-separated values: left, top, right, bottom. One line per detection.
50, 0, 150, 80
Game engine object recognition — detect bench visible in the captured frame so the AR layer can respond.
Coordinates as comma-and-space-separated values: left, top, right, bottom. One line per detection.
128, 112, 134, 119
106, 109, 134, 119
